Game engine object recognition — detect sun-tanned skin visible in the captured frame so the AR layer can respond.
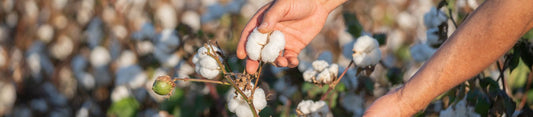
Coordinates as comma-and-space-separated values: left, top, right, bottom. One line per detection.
237, 0, 533, 116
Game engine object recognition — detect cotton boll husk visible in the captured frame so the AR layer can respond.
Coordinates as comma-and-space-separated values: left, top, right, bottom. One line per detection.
316, 70, 332, 83
303, 69, 317, 82
261, 30, 285, 62
246, 28, 268, 60
198, 67, 219, 79
49, 35, 74, 60
312, 60, 329, 71
426, 28, 440, 46
353, 35, 379, 53
90, 46, 111, 67
181, 11, 201, 31
156, 4, 177, 29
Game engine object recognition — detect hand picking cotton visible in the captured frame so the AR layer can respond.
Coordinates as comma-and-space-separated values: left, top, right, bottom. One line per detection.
246, 28, 285, 63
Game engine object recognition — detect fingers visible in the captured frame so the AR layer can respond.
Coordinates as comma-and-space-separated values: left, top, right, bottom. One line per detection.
237, 3, 272, 59
284, 50, 300, 68
246, 58, 260, 74
258, 0, 288, 33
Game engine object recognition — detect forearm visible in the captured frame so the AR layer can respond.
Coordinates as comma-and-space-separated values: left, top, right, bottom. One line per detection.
398, 0, 533, 115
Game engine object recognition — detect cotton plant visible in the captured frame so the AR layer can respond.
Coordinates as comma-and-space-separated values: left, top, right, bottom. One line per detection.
226, 85, 267, 117
410, 6, 449, 62
439, 98, 481, 117
409, 43, 437, 62
302, 60, 339, 85
192, 44, 223, 79
296, 100, 332, 117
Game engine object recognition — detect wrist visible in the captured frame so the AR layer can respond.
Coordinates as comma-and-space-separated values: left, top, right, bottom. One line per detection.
320, 0, 347, 12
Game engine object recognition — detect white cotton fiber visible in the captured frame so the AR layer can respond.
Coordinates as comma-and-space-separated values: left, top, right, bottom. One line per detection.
246, 28, 268, 60
312, 60, 329, 71
261, 30, 285, 63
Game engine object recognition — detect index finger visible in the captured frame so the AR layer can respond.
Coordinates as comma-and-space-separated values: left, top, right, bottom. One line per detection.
237, 3, 272, 59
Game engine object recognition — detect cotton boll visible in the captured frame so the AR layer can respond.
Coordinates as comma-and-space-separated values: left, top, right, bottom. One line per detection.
303, 69, 317, 82
261, 30, 285, 62
37, 24, 54, 43
252, 88, 267, 110
297, 100, 331, 117
136, 41, 154, 55
49, 35, 74, 60
132, 23, 156, 40
328, 64, 339, 77
116, 50, 137, 68
353, 35, 379, 54
90, 46, 111, 67
0, 81, 16, 114
297, 100, 313, 114
181, 11, 201, 31
410, 43, 437, 62
246, 28, 269, 60
316, 70, 332, 84
0, 47, 6, 68
198, 67, 219, 79
156, 4, 177, 29
111, 85, 131, 102
426, 28, 440, 46
352, 36, 381, 67
423, 7, 447, 28
77, 72, 95, 90
226, 87, 267, 117
112, 25, 128, 39
312, 60, 329, 71
198, 57, 219, 70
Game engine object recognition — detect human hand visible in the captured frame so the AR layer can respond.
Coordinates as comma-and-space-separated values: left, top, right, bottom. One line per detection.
237, 0, 346, 74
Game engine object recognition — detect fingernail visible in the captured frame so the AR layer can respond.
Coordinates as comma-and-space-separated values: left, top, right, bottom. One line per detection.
258, 23, 268, 30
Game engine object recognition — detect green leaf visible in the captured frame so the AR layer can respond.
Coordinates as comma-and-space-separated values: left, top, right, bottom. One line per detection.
474, 96, 490, 117
342, 12, 363, 37
503, 94, 516, 116
372, 33, 387, 46
107, 97, 140, 117
259, 106, 273, 117
386, 67, 403, 85
362, 76, 375, 92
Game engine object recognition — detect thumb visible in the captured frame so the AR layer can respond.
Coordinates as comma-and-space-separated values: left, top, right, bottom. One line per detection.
258, 2, 287, 33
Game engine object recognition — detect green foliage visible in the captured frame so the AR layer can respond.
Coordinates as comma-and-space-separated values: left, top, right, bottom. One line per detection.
343, 12, 363, 37
107, 97, 140, 117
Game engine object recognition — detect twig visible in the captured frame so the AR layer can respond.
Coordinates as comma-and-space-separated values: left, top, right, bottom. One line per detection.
173, 77, 230, 85
321, 61, 354, 100
519, 65, 533, 109
205, 44, 259, 117
251, 62, 265, 98
447, 8, 458, 28
496, 60, 507, 93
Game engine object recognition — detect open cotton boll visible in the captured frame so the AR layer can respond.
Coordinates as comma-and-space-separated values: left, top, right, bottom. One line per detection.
352, 36, 381, 67
111, 85, 131, 102
156, 4, 177, 29
226, 87, 267, 117
297, 100, 331, 117
303, 69, 317, 82
246, 28, 269, 61
312, 60, 329, 71
115, 65, 147, 89
426, 28, 440, 46
328, 64, 339, 77
423, 7, 447, 28
181, 11, 201, 31
49, 35, 73, 60
0, 80, 16, 114
90, 46, 111, 67
37, 24, 54, 43
198, 67, 219, 79
316, 70, 333, 83
261, 30, 285, 62
410, 43, 437, 62
199, 57, 219, 70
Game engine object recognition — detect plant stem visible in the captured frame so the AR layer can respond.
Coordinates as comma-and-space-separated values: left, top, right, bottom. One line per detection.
251, 62, 265, 98
206, 44, 259, 117
173, 77, 230, 85
321, 61, 354, 100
